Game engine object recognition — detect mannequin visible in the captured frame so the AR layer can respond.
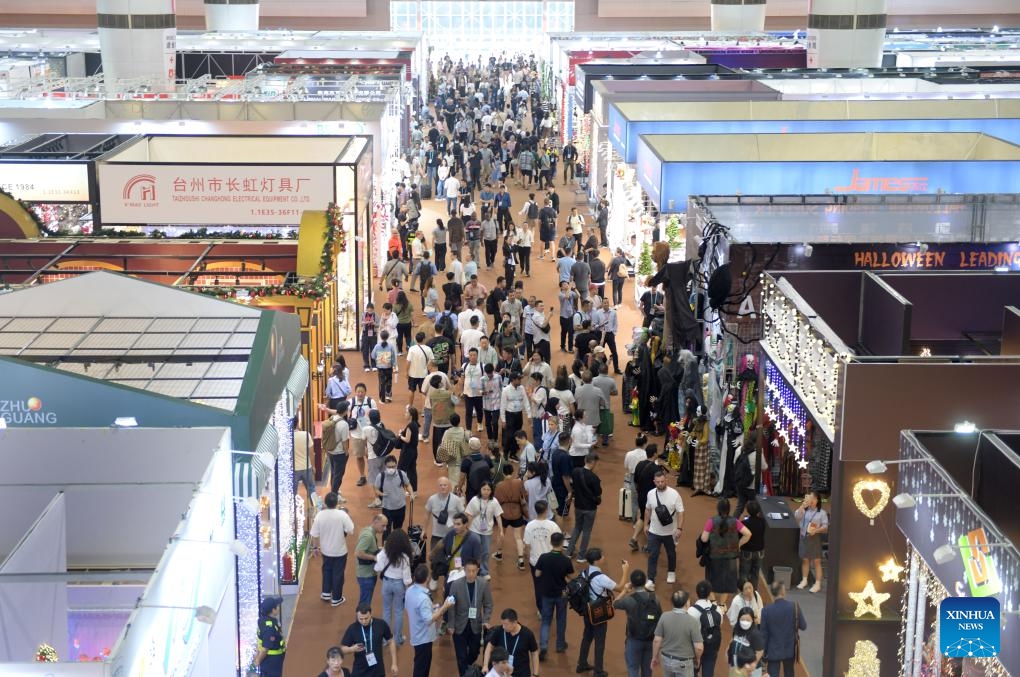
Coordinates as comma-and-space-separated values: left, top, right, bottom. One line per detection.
689, 405, 712, 496
676, 394, 698, 487
713, 399, 743, 498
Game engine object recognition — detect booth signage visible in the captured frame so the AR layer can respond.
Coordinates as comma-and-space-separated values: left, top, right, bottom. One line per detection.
0, 395, 56, 424
0, 163, 90, 202
98, 163, 334, 225
642, 158, 1020, 214
852, 245, 1020, 271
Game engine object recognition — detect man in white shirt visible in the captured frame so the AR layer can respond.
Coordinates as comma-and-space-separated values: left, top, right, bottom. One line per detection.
309, 491, 356, 606
406, 334, 435, 408
530, 299, 553, 365
319, 401, 352, 500
644, 469, 685, 591
459, 315, 485, 362
622, 434, 648, 550
348, 383, 379, 487
451, 256, 465, 287
425, 476, 466, 551
499, 371, 532, 455
458, 297, 488, 336
461, 347, 486, 433
523, 498, 562, 608
445, 174, 461, 217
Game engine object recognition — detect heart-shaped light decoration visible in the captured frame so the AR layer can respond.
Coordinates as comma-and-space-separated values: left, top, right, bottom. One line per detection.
853, 479, 891, 525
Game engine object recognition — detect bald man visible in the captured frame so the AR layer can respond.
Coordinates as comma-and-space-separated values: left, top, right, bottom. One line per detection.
425, 476, 466, 550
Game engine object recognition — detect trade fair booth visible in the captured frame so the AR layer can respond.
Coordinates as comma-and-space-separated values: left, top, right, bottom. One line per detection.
896, 429, 1020, 677
608, 98, 1020, 166
753, 269, 1020, 674
635, 131, 1020, 216
0, 272, 308, 673
94, 134, 373, 351
687, 191, 1020, 367
0, 427, 244, 676
0, 133, 136, 235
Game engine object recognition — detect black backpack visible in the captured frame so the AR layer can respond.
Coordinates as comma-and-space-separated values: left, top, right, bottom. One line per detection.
436, 312, 456, 340
732, 453, 753, 491
371, 424, 399, 457
692, 603, 723, 653
527, 201, 539, 219
566, 569, 604, 616
486, 289, 501, 316
628, 591, 662, 642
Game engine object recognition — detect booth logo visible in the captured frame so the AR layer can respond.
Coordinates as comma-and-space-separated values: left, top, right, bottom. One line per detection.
833, 168, 929, 193
958, 526, 1003, 597
123, 174, 157, 202
0, 396, 57, 424
939, 597, 999, 658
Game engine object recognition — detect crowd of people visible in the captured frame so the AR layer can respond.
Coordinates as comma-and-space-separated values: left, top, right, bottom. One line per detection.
259, 52, 819, 677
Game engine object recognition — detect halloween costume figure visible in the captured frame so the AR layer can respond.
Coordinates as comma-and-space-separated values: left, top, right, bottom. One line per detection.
656, 356, 683, 432
736, 354, 759, 432
676, 395, 698, 486
689, 406, 712, 496
713, 398, 743, 498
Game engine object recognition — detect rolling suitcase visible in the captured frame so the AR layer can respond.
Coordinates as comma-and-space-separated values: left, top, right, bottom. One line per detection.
406, 497, 427, 570
420, 182, 432, 200
618, 485, 634, 522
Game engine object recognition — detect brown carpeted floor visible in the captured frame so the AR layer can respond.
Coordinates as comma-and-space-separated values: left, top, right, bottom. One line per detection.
281, 174, 808, 677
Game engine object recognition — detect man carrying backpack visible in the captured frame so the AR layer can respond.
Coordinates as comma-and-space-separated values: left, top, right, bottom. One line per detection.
365, 410, 398, 509
688, 580, 723, 677
613, 569, 662, 677
374, 455, 412, 535
570, 549, 628, 677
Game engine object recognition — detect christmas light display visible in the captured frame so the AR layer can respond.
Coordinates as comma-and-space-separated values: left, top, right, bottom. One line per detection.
272, 399, 299, 583
761, 275, 844, 439
849, 580, 891, 619
763, 359, 810, 467
878, 557, 905, 582
845, 640, 880, 677
235, 499, 261, 672
851, 479, 891, 526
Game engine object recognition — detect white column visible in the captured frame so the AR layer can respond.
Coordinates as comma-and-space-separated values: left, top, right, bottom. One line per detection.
807, 0, 887, 69
205, 0, 259, 31
97, 0, 176, 92
710, 0, 767, 32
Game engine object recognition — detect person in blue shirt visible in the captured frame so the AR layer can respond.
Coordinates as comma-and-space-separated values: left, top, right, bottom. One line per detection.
406, 563, 455, 677
577, 549, 629, 677
549, 431, 575, 519
370, 331, 398, 403
326, 363, 352, 410
556, 250, 576, 284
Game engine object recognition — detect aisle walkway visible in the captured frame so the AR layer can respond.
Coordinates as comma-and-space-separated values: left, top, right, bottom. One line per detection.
282, 176, 814, 676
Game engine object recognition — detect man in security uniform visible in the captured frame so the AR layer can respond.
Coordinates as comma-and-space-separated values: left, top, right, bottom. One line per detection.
252, 595, 286, 676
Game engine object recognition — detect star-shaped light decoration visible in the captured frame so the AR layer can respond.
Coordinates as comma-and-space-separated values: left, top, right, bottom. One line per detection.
797, 458, 810, 470
849, 580, 891, 619
878, 557, 905, 583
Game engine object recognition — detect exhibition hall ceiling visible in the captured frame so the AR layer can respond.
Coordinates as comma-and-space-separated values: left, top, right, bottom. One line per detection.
595, 0, 1015, 17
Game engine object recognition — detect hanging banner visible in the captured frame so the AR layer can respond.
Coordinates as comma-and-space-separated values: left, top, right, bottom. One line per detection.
0, 163, 91, 202
98, 163, 334, 225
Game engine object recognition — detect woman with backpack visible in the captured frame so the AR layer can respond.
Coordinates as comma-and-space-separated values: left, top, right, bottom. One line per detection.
700, 498, 753, 609
374, 528, 414, 646
465, 481, 504, 578
726, 607, 765, 677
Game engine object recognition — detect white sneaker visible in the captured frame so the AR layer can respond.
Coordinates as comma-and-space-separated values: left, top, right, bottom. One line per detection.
666, 572, 676, 584
367, 500, 383, 509
796, 579, 808, 590
809, 582, 822, 593
644, 581, 656, 591
337, 494, 348, 504
477, 424, 484, 432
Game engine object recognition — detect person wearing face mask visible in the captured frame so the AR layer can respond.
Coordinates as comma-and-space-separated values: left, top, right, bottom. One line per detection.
726, 608, 764, 677
375, 456, 412, 534
727, 579, 764, 628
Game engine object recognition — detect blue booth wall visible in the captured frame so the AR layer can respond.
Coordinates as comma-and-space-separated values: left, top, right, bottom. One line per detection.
610, 107, 1020, 164
633, 151, 1020, 213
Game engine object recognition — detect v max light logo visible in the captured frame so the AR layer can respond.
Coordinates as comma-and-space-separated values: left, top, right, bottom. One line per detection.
939, 597, 1000, 658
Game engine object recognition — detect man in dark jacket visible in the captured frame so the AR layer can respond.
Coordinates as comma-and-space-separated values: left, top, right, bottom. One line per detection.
566, 453, 602, 562
760, 582, 807, 677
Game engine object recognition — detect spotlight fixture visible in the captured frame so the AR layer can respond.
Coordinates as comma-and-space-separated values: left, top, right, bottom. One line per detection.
802, 243, 813, 257
865, 458, 932, 475
934, 541, 1010, 565
892, 492, 959, 509
954, 421, 977, 433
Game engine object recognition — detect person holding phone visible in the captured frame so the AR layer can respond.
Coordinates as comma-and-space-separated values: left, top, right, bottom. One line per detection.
341, 604, 398, 677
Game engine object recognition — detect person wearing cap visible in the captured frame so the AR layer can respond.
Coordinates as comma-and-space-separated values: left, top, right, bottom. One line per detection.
253, 596, 286, 676
499, 370, 532, 456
